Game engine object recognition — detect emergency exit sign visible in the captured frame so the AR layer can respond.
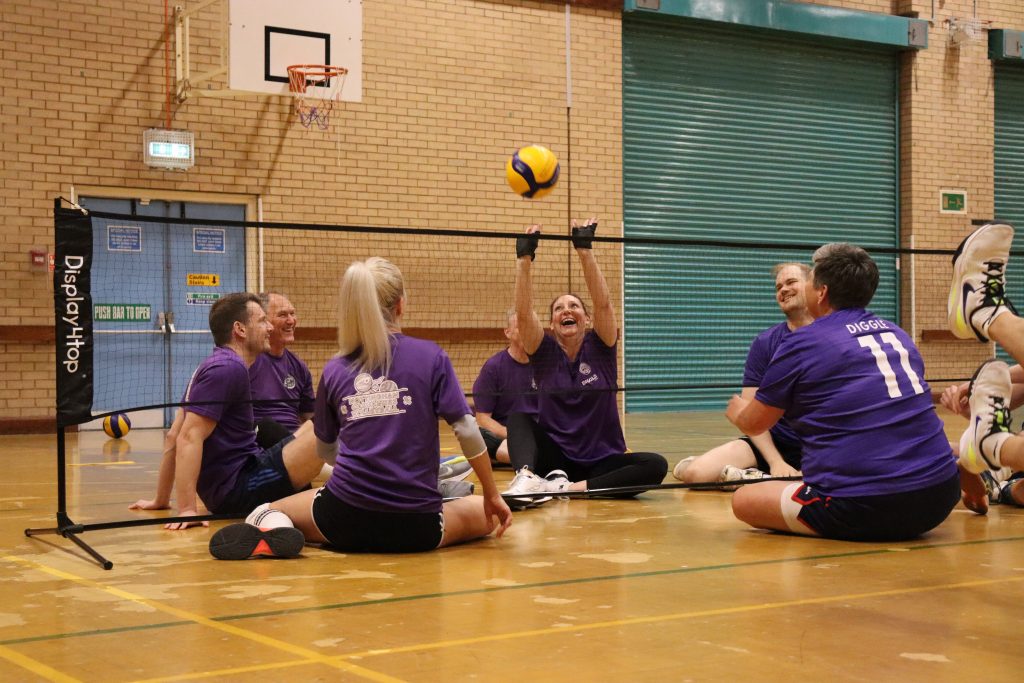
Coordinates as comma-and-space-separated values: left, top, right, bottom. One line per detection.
940, 189, 967, 214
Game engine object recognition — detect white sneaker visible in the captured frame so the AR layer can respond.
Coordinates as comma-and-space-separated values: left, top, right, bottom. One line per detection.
959, 360, 1013, 473
672, 456, 698, 481
719, 465, 770, 492
544, 469, 571, 498
503, 467, 552, 509
439, 457, 472, 483
948, 223, 1015, 341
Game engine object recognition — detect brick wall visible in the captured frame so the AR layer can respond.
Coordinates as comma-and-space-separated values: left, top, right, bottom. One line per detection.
0, 0, 621, 420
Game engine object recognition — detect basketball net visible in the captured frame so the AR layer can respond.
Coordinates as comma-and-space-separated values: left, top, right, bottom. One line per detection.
287, 65, 348, 131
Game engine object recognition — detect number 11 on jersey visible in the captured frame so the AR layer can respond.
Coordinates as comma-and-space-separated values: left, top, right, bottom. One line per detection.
858, 332, 925, 399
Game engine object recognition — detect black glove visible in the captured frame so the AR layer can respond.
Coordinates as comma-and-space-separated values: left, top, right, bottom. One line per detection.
516, 232, 540, 260
571, 221, 597, 249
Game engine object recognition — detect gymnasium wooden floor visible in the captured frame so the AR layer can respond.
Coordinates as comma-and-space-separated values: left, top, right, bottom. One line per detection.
1, 411, 1021, 682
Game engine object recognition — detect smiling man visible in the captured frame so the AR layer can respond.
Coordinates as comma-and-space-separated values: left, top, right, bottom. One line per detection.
673, 263, 813, 488
249, 292, 315, 447
724, 243, 959, 542
130, 292, 326, 529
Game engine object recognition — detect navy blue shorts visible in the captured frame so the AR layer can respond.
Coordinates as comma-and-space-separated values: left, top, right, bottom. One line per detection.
998, 472, 1024, 506
792, 472, 960, 542
311, 486, 444, 553
216, 435, 303, 514
739, 434, 802, 472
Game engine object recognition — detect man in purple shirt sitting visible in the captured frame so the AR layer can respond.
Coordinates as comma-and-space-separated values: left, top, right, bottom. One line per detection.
725, 243, 959, 541
472, 309, 538, 467
673, 262, 812, 488
249, 292, 315, 448
130, 292, 326, 529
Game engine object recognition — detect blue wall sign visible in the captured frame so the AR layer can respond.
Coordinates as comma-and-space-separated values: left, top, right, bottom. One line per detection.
193, 227, 226, 253
108, 225, 142, 252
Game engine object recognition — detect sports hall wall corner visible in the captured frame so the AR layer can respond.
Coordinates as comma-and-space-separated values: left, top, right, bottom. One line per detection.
2, 0, 1024, 429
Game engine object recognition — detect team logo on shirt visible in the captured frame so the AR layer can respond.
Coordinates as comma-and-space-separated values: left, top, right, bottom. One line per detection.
341, 373, 409, 421
579, 362, 592, 375
283, 375, 297, 390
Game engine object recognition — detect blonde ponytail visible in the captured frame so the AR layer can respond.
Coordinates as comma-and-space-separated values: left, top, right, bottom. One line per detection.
337, 257, 405, 374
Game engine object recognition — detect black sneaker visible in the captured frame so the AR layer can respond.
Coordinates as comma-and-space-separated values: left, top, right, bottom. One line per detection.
209, 523, 305, 560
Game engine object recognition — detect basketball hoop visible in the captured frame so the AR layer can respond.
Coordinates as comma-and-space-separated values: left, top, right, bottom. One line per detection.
287, 64, 348, 130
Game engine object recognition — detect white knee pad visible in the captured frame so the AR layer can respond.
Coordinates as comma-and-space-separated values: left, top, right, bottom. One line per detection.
779, 482, 810, 535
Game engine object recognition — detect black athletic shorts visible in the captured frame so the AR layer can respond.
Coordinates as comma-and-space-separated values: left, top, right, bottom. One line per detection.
480, 427, 503, 459
215, 434, 300, 514
311, 486, 444, 553
739, 434, 802, 472
792, 472, 960, 542
255, 418, 293, 450
479, 427, 512, 468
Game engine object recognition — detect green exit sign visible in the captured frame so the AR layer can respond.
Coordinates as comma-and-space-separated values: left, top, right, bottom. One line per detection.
94, 303, 152, 322
940, 189, 967, 214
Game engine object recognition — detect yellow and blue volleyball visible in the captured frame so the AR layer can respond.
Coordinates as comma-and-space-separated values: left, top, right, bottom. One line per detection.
506, 145, 560, 199
102, 413, 131, 439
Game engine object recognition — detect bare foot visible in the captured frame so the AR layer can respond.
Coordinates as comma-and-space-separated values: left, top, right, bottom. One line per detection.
959, 467, 989, 515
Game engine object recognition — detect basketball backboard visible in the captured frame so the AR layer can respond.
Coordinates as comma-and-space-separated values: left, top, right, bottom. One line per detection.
175, 0, 362, 103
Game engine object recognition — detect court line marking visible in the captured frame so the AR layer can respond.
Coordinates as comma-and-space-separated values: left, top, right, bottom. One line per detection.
1, 555, 403, 683
340, 573, 1024, 659
0, 643, 81, 683
129, 571, 1024, 682
130, 659, 312, 683
4, 534, 1023, 646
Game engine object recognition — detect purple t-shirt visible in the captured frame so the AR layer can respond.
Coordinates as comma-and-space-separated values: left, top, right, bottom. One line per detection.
182, 346, 261, 512
529, 331, 626, 463
248, 349, 315, 432
742, 322, 800, 446
472, 349, 538, 424
314, 334, 471, 513
755, 308, 956, 497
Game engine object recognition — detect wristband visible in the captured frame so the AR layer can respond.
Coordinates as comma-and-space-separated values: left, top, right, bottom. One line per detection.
571, 221, 597, 249
516, 232, 540, 260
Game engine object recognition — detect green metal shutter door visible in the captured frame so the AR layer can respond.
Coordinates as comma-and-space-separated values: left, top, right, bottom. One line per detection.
623, 15, 899, 411
995, 63, 1024, 364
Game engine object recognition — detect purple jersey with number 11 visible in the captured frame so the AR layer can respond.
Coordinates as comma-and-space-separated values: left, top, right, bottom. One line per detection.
755, 308, 955, 497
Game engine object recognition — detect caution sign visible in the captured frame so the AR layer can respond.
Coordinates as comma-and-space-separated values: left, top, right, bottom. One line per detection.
187, 273, 220, 286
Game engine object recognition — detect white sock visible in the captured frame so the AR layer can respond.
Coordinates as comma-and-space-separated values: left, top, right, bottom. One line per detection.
245, 503, 294, 529
245, 503, 271, 525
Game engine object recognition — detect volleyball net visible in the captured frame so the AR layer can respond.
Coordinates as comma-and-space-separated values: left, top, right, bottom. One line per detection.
54, 202, 978, 429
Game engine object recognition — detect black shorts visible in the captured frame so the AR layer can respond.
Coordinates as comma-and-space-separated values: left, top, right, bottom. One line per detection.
480, 427, 512, 468
792, 472, 960, 542
311, 486, 444, 553
480, 427, 503, 459
215, 435, 301, 514
739, 434, 802, 472
255, 418, 293, 450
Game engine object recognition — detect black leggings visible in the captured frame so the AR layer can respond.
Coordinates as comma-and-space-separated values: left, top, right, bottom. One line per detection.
506, 412, 668, 496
